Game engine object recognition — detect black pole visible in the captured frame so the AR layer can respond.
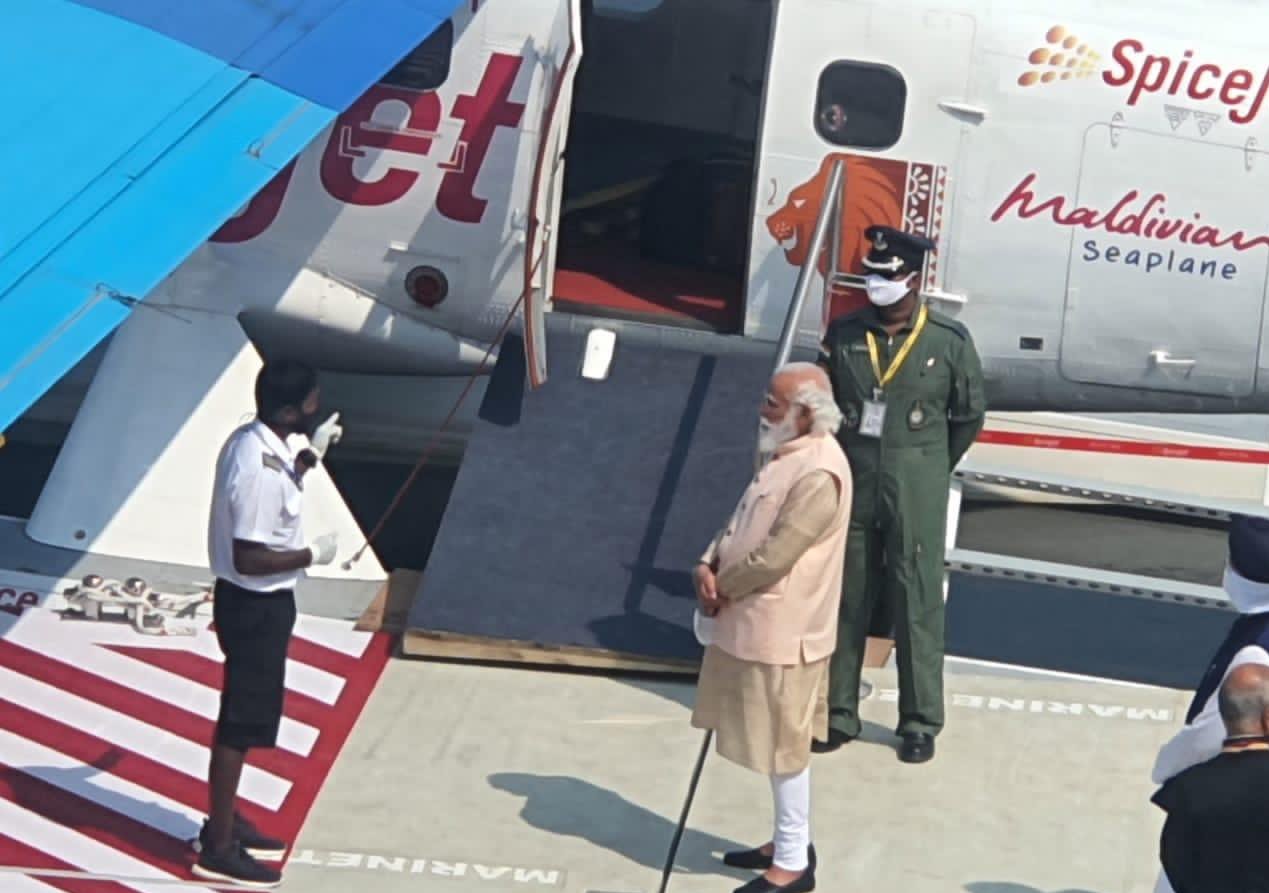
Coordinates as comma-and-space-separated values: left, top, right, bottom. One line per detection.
657, 729, 713, 893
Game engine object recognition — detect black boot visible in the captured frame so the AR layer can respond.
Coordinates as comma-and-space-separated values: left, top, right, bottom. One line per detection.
898, 732, 935, 763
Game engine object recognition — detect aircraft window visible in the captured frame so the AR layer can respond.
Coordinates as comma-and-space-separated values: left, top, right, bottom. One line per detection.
815, 61, 906, 149
382, 19, 454, 91
594, 0, 664, 17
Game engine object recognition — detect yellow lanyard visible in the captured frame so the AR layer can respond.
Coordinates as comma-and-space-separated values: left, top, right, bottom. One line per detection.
866, 304, 928, 392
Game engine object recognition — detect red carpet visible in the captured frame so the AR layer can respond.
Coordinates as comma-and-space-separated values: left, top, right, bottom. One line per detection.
553, 239, 742, 332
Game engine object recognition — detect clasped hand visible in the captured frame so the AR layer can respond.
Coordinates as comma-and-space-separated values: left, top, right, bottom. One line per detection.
693, 564, 722, 617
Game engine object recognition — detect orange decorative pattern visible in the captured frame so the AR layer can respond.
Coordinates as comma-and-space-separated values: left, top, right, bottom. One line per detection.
1018, 25, 1100, 87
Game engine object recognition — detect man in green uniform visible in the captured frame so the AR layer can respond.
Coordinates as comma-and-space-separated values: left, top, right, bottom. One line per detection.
813, 225, 986, 764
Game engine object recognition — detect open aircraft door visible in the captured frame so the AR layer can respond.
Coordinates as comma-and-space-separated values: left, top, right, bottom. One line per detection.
749, 3, 976, 340
521, 0, 583, 389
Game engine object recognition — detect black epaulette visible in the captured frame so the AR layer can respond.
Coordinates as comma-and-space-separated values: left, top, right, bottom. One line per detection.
825, 308, 873, 341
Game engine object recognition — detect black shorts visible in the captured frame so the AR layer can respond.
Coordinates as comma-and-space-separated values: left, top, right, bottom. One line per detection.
213, 579, 297, 750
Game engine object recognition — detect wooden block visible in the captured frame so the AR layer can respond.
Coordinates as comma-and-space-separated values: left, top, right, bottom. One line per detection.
355, 570, 421, 634
401, 629, 896, 675
863, 636, 894, 668
401, 628, 700, 677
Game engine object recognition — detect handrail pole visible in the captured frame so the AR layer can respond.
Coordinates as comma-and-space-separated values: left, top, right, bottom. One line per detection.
772, 158, 844, 371
824, 162, 845, 334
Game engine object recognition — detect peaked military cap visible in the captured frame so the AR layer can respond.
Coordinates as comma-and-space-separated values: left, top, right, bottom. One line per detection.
1229, 514, 1269, 584
862, 225, 936, 275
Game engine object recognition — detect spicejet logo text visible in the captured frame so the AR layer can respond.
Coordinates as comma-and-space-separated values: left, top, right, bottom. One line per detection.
1018, 26, 1269, 127
1104, 41, 1269, 125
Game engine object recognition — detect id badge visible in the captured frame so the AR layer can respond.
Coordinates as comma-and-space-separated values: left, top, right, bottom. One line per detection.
860, 398, 886, 438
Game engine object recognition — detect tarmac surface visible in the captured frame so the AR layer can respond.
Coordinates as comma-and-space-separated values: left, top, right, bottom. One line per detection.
283, 660, 1186, 893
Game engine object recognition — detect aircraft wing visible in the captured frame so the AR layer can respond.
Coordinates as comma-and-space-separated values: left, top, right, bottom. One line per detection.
0, 0, 462, 433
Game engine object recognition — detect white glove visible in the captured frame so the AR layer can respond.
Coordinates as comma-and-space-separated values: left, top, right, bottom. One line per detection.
308, 533, 338, 566
309, 412, 343, 460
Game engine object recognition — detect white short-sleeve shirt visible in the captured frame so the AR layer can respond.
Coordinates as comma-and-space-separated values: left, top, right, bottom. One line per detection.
208, 421, 307, 592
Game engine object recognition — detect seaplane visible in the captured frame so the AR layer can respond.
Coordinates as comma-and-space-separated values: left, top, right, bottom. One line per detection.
0, 1, 1265, 889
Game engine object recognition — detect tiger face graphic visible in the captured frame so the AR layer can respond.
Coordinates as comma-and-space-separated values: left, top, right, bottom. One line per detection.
767, 153, 907, 275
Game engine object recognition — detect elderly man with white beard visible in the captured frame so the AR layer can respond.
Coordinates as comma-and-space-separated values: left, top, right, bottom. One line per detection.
690, 362, 852, 893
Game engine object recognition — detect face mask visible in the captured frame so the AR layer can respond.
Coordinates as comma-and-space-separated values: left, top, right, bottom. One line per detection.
864, 273, 915, 307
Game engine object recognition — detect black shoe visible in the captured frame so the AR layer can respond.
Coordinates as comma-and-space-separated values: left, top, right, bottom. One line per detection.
898, 732, 935, 763
191, 841, 282, 889
811, 729, 855, 754
723, 843, 817, 871
733, 866, 816, 893
194, 813, 288, 861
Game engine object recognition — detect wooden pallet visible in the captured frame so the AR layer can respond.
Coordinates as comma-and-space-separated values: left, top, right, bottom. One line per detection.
391, 564, 897, 675
401, 628, 701, 675
354, 570, 421, 635
401, 621, 896, 678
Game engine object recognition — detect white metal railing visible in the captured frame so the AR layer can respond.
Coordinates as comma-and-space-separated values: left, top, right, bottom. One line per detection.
772, 157, 846, 371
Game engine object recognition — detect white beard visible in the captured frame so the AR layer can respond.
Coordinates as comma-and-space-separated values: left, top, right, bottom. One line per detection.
758, 414, 800, 454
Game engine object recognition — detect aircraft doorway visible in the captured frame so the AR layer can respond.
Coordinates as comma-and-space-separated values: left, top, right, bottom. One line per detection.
551, 0, 773, 333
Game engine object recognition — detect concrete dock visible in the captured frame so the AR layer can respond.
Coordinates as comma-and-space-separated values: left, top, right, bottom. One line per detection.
284, 659, 1184, 893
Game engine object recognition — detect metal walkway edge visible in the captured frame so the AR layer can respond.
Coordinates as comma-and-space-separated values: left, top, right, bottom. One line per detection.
947, 547, 1231, 612
956, 460, 1269, 522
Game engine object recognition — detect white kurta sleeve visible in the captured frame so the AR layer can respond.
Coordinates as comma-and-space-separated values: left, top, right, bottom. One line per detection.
1151, 643, 1269, 784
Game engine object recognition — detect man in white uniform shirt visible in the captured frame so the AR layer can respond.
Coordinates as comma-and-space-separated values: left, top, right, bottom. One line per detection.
194, 359, 340, 889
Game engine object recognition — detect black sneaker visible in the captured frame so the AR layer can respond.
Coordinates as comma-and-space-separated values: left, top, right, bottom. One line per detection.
194, 813, 288, 861
191, 841, 281, 889
232, 812, 288, 861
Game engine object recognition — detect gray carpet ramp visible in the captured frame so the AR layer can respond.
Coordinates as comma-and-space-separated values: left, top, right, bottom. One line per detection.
408, 327, 778, 663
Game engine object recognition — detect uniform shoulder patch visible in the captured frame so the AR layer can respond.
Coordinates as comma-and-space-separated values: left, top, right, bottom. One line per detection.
261, 453, 285, 472
926, 309, 971, 340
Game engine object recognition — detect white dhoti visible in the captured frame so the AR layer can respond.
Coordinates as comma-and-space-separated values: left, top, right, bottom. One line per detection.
770, 766, 811, 871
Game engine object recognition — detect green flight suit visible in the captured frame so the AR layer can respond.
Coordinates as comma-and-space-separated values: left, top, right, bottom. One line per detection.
818, 301, 986, 738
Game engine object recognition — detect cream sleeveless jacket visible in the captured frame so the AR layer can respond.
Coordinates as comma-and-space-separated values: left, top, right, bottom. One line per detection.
712, 432, 852, 665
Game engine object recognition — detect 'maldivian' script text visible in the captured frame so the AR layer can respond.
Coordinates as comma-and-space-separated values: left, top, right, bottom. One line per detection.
991, 172, 1269, 253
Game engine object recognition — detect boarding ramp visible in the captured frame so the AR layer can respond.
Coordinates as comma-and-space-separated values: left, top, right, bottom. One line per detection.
403, 321, 806, 670
403, 160, 847, 669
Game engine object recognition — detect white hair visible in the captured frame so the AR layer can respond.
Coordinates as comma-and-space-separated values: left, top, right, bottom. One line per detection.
776, 362, 843, 434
